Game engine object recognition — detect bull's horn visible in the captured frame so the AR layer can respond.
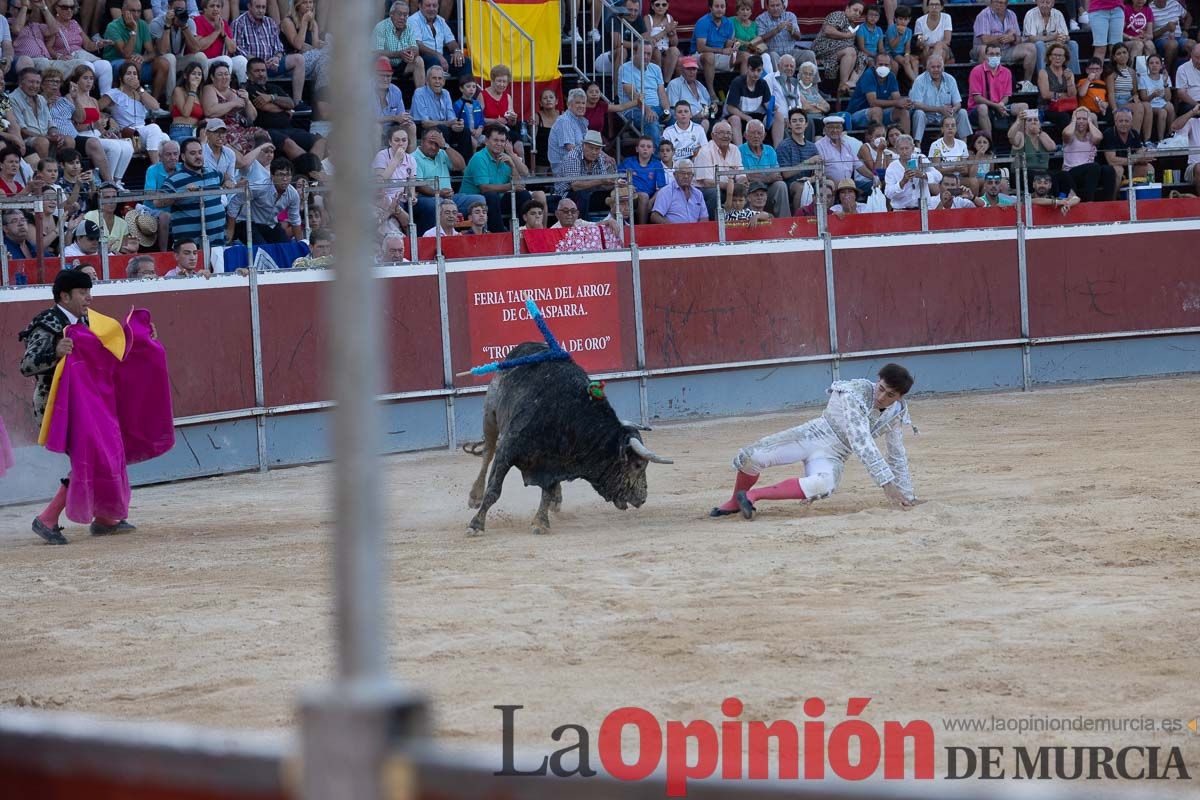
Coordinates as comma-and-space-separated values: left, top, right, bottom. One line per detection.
621, 419, 652, 431
629, 437, 673, 464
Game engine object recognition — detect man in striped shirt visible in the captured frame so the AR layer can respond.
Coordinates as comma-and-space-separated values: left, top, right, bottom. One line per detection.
160, 137, 226, 247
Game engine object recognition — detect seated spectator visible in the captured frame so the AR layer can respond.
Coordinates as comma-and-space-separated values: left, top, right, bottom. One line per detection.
138, 138, 179, 248
1170, 101, 1200, 193
421, 199, 460, 237
378, 232, 408, 263
884, 133, 942, 208
164, 238, 210, 276
830, 178, 868, 215
454, 76, 486, 150
584, 81, 637, 134
551, 196, 589, 228
548, 88, 588, 176
373, 124, 415, 212
373, 56, 416, 153
724, 54, 779, 145
1024, 0, 1080, 74
1028, 169, 1080, 212
232, 0, 305, 105
463, 200, 489, 234
280, 0, 330, 97
104, 0, 175, 99
202, 118, 248, 185
696, 0, 740, 99
666, 56, 713, 129
461, 123, 542, 233
972, 0, 1036, 91
1076, 59, 1110, 120
914, 0, 953, 64
518, 199, 546, 231
47, 0, 115, 93
777, 108, 820, 210
155, 0, 206, 105
531, 88, 559, 175
1123, 0, 1155, 59
663, 100, 708, 160
1107, 44, 1151, 140
168, 62, 206, 142
126, 254, 159, 278
757, 0, 816, 68
1101, 107, 1156, 194
374, 1, 425, 89
847, 51, 911, 133
617, 40, 668, 146
937, 172, 985, 207
855, 4, 884, 69
482, 64, 524, 159
764, 53, 800, 129
245, 56, 325, 159
192, 0, 248, 85
909, 54, 972, 142
1061, 106, 1116, 201
11, 68, 72, 161
410, 0, 472, 79
412, 127, 482, 236
616, 135, 667, 224
0, 145, 26, 196
1141, 54, 1175, 141
885, 7, 917, 83
293, 227, 334, 268
1175, 46, 1200, 114
3, 209, 50, 259
968, 43, 1030, 136
928, 117, 969, 180
1008, 108, 1061, 187
85, 182, 129, 251
815, 115, 876, 192
101, 62, 170, 164
721, 182, 770, 223
979, 170, 1017, 205
412, 65, 472, 161
1038, 42, 1078, 132
63, 219, 102, 257
745, 180, 774, 218
650, 158, 706, 223
227, 155, 301, 243
693, 119, 746, 218
965, 130, 1000, 194
1152, 0, 1194, 76
645, 0, 682, 82
160, 136, 227, 246
658, 138, 676, 180
739, 118, 789, 216
812, 1, 867, 95
555, 129, 617, 215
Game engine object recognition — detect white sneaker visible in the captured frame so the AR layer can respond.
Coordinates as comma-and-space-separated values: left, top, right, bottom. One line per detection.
1069, 19, 1080, 31
588, 28, 601, 43
1077, 11, 1089, 26
1018, 80, 1037, 94
572, 28, 583, 44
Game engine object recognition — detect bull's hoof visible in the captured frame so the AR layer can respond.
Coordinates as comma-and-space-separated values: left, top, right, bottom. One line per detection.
531, 525, 550, 535
549, 500, 562, 513
467, 495, 482, 510
466, 526, 484, 537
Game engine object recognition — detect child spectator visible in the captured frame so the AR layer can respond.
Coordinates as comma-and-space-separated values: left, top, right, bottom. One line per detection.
885, 7, 917, 83
454, 75, 486, 150
856, 5, 885, 67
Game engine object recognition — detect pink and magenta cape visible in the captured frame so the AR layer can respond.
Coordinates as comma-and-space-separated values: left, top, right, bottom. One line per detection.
40, 309, 174, 524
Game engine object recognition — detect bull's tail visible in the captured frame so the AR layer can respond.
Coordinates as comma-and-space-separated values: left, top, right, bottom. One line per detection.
462, 441, 488, 457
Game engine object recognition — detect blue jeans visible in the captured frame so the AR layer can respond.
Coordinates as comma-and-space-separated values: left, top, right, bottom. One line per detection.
1089, 7, 1125, 47
622, 107, 663, 147
850, 107, 898, 127
169, 123, 195, 142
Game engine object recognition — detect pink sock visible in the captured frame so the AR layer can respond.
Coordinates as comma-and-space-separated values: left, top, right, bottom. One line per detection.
747, 478, 806, 503
37, 484, 68, 527
717, 471, 760, 511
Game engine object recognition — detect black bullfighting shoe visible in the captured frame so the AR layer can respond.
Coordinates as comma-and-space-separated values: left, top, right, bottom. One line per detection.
90, 520, 137, 536
32, 518, 68, 545
735, 491, 756, 520
709, 506, 738, 517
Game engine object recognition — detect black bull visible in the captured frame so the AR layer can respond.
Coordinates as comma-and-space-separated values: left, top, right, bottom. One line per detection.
464, 343, 672, 535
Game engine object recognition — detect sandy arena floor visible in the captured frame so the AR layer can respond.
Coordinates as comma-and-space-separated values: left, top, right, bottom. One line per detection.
2, 377, 1199, 784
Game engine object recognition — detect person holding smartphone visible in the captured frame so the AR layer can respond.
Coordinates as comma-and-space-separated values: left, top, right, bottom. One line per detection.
884, 131, 942, 209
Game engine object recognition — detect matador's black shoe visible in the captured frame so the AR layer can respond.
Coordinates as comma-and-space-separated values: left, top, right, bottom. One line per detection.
32, 518, 68, 545
90, 520, 137, 536
709, 506, 738, 517
735, 491, 756, 520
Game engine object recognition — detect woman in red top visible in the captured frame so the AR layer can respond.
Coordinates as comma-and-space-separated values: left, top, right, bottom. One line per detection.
192, 0, 249, 83
0, 147, 25, 196
481, 63, 524, 159
170, 62, 206, 142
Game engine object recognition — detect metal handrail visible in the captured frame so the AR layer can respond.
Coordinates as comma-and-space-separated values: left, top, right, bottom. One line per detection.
466, 0, 536, 155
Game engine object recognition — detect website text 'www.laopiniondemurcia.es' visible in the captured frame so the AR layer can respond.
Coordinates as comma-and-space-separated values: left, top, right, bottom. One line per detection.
495, 699, 1195, 797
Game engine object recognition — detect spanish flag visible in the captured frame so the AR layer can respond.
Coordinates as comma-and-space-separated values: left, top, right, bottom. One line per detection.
465, 0, 561, 116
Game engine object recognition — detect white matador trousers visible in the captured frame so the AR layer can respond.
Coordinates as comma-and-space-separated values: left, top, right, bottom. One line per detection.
731, 418, 850, 500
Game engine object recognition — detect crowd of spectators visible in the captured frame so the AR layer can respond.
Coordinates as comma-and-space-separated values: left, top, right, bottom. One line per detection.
3, 0, 1200, 274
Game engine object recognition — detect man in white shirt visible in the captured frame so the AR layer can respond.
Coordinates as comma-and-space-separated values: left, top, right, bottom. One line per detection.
421, 199, 461, 237
1169, 103, 1200, 192
1175, 47, 1200, 113
884, 134, 942, 209
1022, 0, 1080, 72
662, 101, 708, 160
693, 120, 745, 219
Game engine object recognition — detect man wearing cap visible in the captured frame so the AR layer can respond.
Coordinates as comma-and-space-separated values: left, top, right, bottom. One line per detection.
373, 1, 425, 88
160, 136, 226, 248
746, 181, 774, 219
64, 219, 103, 257
650, 158, 707, 224
374, 56, 417, 150
555, 129, 617, 215
666, 56, 713, 129
830, 179, 869, 214
663, 101, 708, 161
739, 118, 790, 216
815, 115, 876, 193
617, 40, 669, 147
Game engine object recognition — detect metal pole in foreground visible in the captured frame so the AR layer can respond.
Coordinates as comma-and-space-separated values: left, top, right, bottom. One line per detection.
300, 0, 427, 795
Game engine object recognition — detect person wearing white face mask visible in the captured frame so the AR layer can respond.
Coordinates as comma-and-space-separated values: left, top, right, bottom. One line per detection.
968, 42, 1029, 135
845, 52, 913, 132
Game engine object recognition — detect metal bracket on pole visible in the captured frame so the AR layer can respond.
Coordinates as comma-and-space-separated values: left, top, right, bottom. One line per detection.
1126, 158, 1137, 221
